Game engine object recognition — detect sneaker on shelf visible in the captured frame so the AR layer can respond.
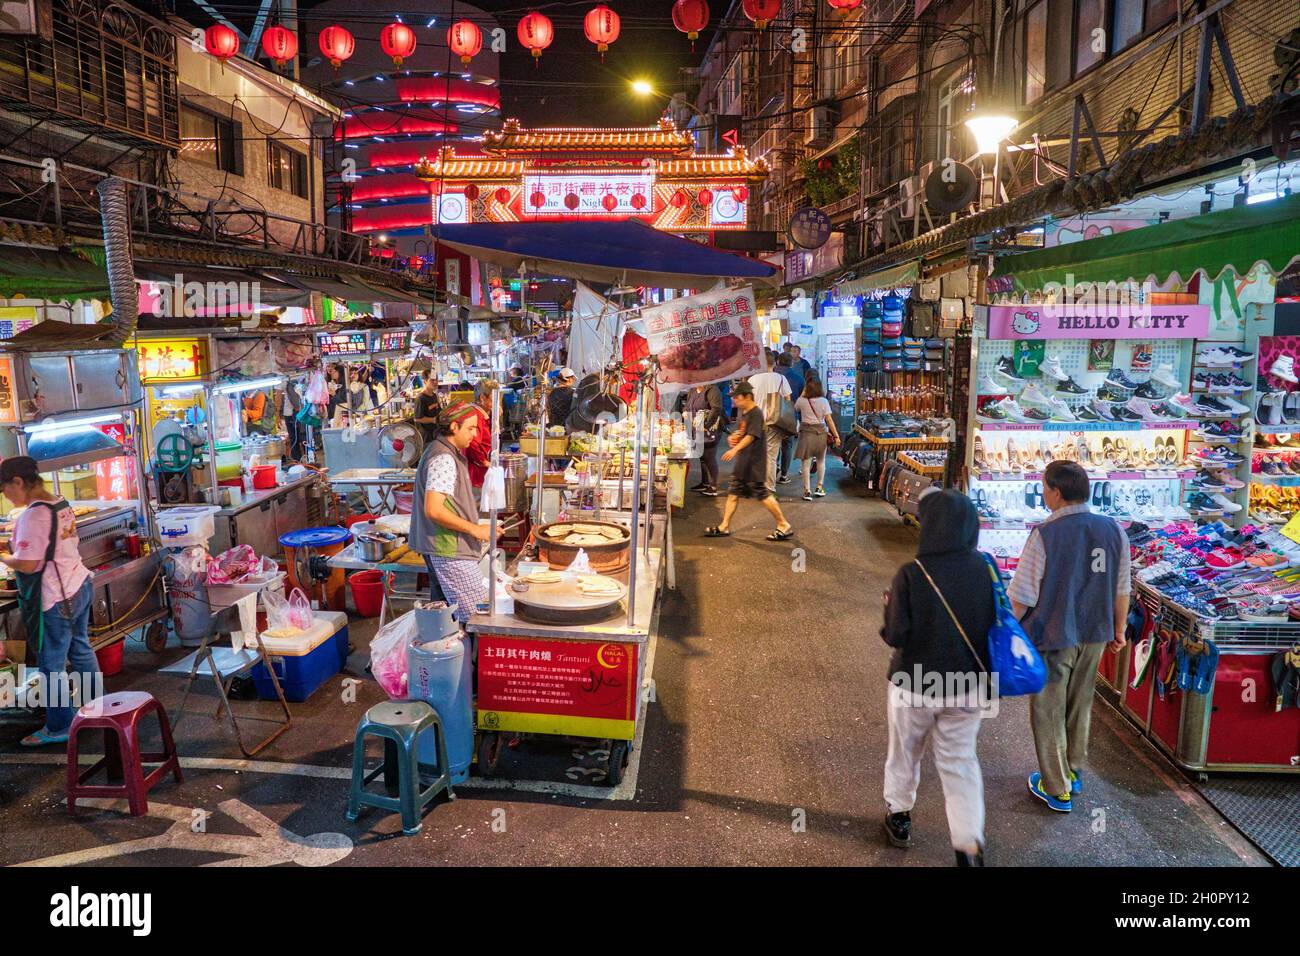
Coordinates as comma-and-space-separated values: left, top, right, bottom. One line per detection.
1105, 369, 1140, 390
1216, 448, 1247, 465
1204, 547, 1247, 570
1194, 394, 1236, 417
1096, 385, 1130, 404
978, 372, 1014, 396
1212, 393, 1250, 414
1199, 345, 1253, 367
1152, 364, 1182, 391
976, 399, 1013, 423
1075, 404, 1103, 422
1216, 345, 1255, 361
1018, 383, 1054, 410
1015, 405, 1052, 424
1039, 355, 1069, 382
1131, 398, 1179, 423
1168, 393, 1202, 417
1192, 369, 1213, 389
1045, 395, 1077, 422
1109, 404, 1143, 423
1152, 400, 1190, 422
1259, 459, 1284, 476
1134, 379, 1167, 400
1192, 472, 1228, 490
1089, 400, 1117, 422
1187, 492, 1225, 516
1269, 353, 1299, 383
1257, 390, 1286, 426
1195, 447, 1229, 465
993, 356, 1025, 382
1055, 375, 1088, 394
1212, 493, 1244, 514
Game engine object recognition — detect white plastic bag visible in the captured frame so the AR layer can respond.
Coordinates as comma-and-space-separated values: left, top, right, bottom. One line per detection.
370, 610, 418, 698
305, 368, 329, 406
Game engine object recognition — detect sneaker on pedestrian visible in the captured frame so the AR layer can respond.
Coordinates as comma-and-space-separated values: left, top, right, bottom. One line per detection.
883, 811, 912, 848
1070, 770, 1083, 796
1027, 772, 1072, 812
813, 487, 827, 497
700, 485, 718, 497
802, 492, 813, 501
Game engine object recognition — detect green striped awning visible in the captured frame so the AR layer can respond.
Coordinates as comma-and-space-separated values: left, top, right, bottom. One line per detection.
991, 193, 1300, 294
834, 258, 919, 297
0, 244, 109, 301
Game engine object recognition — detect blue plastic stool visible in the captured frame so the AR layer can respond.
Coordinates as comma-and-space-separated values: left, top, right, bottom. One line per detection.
346, 700, 454, 835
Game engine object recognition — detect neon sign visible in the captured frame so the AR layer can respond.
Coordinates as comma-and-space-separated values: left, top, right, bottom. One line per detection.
522, 174, 654, 216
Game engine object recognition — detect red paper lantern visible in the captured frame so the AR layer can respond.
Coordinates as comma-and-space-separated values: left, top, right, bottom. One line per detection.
672, 0, 709, 46
204, 23, 240, 63
261, 24, 298, 67
318, 25, 354, 70
530, 190, 546, 208
380, 22, 417, 66
584, 5, 620, 59
828, 0, 863, 11
517, 12, 554, 62
463, 183, 480, 201
698, 188, 714, 206
563, 192, 580, 211
742, 0, 781, 29
732, 185, 749, 202
602, 193, 618, 212
448, 20, 482, 67
670, 189, 687, 208
630, 192, 647, 210
495, 187, 511, 205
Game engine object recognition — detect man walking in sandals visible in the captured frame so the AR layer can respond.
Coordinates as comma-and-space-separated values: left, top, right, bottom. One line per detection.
704, 381, 794, 542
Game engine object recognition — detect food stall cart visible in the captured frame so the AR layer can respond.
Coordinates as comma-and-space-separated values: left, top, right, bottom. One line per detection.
318, 327, 417, 466
1, 347, 169, 659
134, 330, 319, 558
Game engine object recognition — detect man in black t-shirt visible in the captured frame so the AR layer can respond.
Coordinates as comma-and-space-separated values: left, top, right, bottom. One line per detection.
413, 378, 441, 445
703, 382, 794, 541
546, 367, 577, 428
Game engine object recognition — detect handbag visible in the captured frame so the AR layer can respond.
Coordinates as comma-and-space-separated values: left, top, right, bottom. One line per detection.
914, 554, 1048, 697
762, 389, 797, 435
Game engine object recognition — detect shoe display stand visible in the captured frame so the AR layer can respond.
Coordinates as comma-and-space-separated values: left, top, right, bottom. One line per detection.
965, 318, 1207, 568
1249, 332, 1300, 526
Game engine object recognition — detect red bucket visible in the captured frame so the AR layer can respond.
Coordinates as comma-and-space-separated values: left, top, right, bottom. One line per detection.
349, 569, 384, 617
95, 641, 123, 677
252, 464, 277, 489
344, 513, 376, 529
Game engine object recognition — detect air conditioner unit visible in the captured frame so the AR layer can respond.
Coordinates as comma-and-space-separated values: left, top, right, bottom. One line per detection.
803, 106, 835, 145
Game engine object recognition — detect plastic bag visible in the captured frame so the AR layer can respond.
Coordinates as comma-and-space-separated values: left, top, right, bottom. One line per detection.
171, 546, 209, 581
980, 554, 1047, 696
304, 369, 329, 406
287, 588, 313, 629
370, 610, 418, 698
263, 587, 313, 633
206, 545, 257, 585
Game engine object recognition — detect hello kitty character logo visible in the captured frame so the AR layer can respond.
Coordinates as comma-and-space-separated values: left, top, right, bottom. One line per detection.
1011, 310, 1041, 335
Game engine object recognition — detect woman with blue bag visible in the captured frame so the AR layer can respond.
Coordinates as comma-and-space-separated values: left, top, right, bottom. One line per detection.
880, 488, 1001, 866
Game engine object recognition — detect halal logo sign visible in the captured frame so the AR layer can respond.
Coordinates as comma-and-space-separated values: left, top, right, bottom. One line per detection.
789, 207, 831, 250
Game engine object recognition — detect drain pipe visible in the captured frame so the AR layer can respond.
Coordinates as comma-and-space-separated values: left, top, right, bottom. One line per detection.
99, 176, 138, 344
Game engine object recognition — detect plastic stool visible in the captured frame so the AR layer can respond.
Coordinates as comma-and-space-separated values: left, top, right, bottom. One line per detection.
346, 700, 454, 835
66, 691, 183, 817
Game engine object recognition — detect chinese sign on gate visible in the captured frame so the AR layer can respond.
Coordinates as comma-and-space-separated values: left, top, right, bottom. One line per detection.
522, 173, 654, 216
476, 635, 639, 740
642, 285, 764, 387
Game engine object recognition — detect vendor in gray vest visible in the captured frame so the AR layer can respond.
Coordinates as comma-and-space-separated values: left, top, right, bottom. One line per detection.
411, 401, 490, 625
1007, 460, 1130, 814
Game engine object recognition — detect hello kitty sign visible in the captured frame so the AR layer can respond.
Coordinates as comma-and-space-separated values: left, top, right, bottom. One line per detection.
985, 304, 1211, 340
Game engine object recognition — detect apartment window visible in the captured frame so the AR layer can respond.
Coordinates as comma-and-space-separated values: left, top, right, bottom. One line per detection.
1075, 0, 1106, 75
268, 141, 308, 199
180, 106, 238, 173
720, 57, 742, 115
1111, 0, 1178, 53
935, 69, 974, 162
1024, 1, 1047, 103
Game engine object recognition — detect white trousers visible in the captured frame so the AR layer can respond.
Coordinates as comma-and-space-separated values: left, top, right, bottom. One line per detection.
883, 690, 986, 852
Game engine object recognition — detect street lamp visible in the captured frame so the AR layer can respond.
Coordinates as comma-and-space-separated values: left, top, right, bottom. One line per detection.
630, 79, 707, 122
964, 105, 1019, 155
631, 78, 654, 97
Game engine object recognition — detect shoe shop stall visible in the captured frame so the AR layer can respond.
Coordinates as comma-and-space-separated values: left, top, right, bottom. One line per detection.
982, 185, 1300, 774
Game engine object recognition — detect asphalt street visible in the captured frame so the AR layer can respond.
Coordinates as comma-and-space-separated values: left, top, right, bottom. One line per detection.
0, 456, 1266, 866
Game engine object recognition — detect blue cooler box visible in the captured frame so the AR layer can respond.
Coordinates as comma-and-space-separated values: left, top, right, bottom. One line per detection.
251, 610, 350, 702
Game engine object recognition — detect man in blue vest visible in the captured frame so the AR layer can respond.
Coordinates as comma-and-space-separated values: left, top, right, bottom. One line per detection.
1007, 460, 1130, 813
411, 401, 489, 624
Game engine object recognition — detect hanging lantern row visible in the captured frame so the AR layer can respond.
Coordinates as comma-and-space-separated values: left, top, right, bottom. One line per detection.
510, 185, 748, 212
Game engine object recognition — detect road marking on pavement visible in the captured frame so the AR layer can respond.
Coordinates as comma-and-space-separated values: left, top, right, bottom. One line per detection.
11, 797, 353, 868
1094, 699, 1265, 865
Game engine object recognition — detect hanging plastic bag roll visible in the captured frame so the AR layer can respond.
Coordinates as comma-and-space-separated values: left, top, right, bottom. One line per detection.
480, 465, 506, 512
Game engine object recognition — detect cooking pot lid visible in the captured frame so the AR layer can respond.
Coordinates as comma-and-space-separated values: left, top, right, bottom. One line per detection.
279, 526, 352, 548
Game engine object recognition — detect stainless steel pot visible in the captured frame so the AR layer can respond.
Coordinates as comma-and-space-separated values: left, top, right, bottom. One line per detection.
261, 436, 285, 458
500, 452, 530, 512
356, 534, 397, 562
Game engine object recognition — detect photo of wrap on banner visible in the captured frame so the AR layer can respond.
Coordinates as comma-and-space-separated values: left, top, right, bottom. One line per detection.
642, 285, 767, 387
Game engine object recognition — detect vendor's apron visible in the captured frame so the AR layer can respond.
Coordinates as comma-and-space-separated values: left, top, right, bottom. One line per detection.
15, 500, 71, 653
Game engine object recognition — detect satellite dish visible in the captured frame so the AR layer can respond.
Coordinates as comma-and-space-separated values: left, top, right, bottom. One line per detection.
924, 162, 979, 214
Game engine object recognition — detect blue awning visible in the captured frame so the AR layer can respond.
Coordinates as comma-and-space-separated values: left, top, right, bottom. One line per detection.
432, 219, 779, 288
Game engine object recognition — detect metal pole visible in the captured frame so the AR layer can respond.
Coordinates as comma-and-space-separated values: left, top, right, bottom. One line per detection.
204, 384, 219, 497
487, 337, 499, 615
644, 393, 656, 559
626, 378, 644, 628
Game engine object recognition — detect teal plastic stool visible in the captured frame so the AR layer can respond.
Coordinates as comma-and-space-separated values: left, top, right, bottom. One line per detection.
346, 700, 454, 835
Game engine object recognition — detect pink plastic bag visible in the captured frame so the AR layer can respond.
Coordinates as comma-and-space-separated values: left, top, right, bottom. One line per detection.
206, 545, 257, 585
369, 610, 417, 698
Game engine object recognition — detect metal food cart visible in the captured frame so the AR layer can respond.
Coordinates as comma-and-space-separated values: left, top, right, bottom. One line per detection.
3, 347, 168, 653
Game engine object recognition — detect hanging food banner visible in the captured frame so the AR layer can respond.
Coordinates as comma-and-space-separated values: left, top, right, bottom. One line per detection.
643, 285, 764, 386
983, 303, 1211, 340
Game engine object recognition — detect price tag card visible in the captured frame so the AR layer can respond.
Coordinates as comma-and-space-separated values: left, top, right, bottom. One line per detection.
1281, 511, 1300, 546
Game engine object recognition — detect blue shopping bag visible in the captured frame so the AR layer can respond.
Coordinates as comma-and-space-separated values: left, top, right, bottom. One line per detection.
980, 553, 1047, 696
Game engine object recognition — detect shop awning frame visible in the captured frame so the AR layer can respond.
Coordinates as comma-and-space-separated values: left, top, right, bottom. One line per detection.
990, 192, 1300, 293
833, 259, 920, 297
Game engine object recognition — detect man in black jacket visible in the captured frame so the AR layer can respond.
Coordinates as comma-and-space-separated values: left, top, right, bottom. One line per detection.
880, 488, 996, 866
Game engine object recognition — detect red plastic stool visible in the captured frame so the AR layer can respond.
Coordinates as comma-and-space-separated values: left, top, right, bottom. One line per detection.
66, 691, 183, 817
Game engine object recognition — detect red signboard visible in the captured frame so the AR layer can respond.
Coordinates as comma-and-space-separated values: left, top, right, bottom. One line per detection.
476, 634, 638, 740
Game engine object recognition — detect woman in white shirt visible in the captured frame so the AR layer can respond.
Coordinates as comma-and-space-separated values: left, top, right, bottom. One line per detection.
794, 377, 841, 500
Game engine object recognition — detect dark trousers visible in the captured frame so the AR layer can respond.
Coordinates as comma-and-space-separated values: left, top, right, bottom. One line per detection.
700, 440, 719, 487
778, 433, 796, 478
